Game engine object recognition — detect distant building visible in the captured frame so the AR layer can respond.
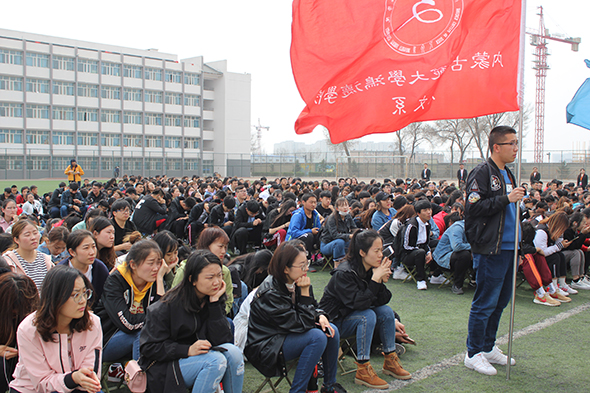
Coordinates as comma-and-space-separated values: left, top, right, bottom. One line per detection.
0, 28, 251, 179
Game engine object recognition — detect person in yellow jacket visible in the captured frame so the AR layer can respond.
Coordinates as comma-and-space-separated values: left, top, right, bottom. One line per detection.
64, 159, 84, 185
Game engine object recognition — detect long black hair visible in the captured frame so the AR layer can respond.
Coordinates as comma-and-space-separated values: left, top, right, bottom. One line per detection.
345, 229, 382, 273
271, 199, 297, 228
161, 250, 223, 313
241, 249, 273, 291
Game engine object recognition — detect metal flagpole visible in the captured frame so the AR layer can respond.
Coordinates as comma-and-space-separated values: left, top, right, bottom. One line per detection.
507, 0, 527, 380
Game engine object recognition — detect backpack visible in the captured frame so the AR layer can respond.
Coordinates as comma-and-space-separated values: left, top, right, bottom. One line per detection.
393, 221, 409, 260
378, 218, 395, 246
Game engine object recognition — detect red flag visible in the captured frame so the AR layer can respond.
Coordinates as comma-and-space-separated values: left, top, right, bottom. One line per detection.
291, 0, 522, 144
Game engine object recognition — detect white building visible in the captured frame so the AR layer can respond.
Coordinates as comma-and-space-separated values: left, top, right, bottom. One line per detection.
0, 28, 251, 179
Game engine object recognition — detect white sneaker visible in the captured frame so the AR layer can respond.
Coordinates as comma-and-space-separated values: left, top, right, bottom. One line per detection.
417, 280, 427, 290
393, 266, 409, 280
429, 274, 446, 285
570, 280, 590, 290
483, 346, 515, 366
582, 276, 590, 286
464, 353, 497, 375
559, 283, 578, 295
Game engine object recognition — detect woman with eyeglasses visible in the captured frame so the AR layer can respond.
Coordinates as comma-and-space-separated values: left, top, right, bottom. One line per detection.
319, 229, 411, 390
246, 240, 346, 393
57, 230, 110, 306
9, 265, 103, 393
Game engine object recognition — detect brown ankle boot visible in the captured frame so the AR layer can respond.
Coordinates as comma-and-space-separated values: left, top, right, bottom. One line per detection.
382, 352, 411, 380
354, 361, 389, 389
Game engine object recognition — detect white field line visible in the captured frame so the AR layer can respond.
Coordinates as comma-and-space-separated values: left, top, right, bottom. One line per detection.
364, 302, 590, 392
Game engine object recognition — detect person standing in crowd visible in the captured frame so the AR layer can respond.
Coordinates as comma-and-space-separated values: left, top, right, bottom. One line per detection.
530, 167, 541, 185
64, 159, 84, 186
464, 126, 524, 375
421, 163, 431, 182
457, 163, 468, 187
577, 168, 588, 189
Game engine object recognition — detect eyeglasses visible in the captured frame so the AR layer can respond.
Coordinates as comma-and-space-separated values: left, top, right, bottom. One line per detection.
293, 261, 311, 271
496, 140, 519, 147
71, 289, 93, 304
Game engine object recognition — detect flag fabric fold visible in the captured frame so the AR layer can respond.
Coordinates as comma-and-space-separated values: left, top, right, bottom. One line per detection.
566, 61, 590, 131
291, 0, 523, 144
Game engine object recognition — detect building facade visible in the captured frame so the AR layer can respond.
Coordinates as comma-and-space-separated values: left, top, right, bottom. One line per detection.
0, 28, 251, 179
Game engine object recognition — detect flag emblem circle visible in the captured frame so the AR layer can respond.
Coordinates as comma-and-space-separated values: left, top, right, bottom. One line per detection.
383, 0, 464, 56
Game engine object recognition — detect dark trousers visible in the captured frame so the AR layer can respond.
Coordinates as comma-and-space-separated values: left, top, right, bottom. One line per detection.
545, 252, 567, 278
297, 232, 320, 259
401, 248, 427, 281
231, 225, 263, 255
450, 250, 473, 288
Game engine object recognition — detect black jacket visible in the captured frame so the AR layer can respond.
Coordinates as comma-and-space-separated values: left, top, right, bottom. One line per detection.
399, 216, 431, 260
577, 173, 588, 189
319, 260, 392, 322
457, 168, 468, 183
131, 194, 168, 233
48, 187, 65, 209
86, 190, 107, 206
245, 275, 322, 378
209, 203, 234, 227
464, 157, 516, 255
139, 297, 232, 393
94, 270, 161, 345
164, 197, 189, 230
320, 213, 356, 244
233, 204, 264, 231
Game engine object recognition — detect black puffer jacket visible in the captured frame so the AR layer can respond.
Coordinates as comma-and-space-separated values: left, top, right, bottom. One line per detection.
320, 213, 356, 244
464, 157, 516, 255
245, 275, 323, 377
319, 260, 392, 322
139, 297, 232, 393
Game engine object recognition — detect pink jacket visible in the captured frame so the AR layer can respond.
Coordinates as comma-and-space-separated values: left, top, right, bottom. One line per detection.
9, 312, 103, 393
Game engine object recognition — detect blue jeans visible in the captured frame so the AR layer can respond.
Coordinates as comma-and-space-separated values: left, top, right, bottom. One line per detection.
179, 343, 244, 393
283, 325, 339, 393
334, 305, 397, 361
320, 239, 349, 260
102, 330, 141, 362
467, 251, 514, 357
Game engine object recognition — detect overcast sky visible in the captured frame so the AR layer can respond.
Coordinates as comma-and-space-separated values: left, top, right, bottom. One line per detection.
3, 0, 590, 160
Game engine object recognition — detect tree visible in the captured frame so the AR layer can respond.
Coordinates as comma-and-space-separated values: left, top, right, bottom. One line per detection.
393, 122, 430, 177
321, 125, 358, 176
433, 119, 474, 164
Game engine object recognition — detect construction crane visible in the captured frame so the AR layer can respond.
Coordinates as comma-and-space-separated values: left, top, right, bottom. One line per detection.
528, 6, 581, 163
252, 118, 270, 155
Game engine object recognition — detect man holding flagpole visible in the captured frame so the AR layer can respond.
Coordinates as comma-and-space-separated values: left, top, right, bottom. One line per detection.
463, 126, 525, 376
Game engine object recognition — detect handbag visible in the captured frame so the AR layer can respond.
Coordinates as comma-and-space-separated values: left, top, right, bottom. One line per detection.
124, 360, 148, 393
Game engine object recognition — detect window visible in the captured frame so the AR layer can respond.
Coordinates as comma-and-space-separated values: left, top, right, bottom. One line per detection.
144, 67, 162, 81
101, 62, 121, 76
165, 114, 182, 127
165, 136, 181, 148
184, 73, 200, 85
0, 156, 23, 170
166, 159, 181, 170
0, 75, 23, 91
124, 158, 143, 172
145, 135, 162, 148
52, 56, 75, 71
123, 111, 142, 124
184, 116, 200, 128
101, 133, 121, 146
184, 137, 199, 149
78, 108, 98, 122
26, 156, 49, 170
184, 94, 200, 106
26, 105, 50, 119
78, 58, 98, 73
52, 131, 74, 145
123, 88, 142, 101
77, 132, 98, 146
0, 103, 23, 117
52, 106, 75, 121
145, 113, 162, 126
165, 70, 182, 83
184, 160, 199, 171
0, 49, 23, 65
146, 158, 163, 170
26, 78, 50, 94
26, 52, 49, 68
165, 92, 182, 105
0, 129, 23, 144
78, 83, 98, 97
52, 80, 75, 96
101, 85, 121, 100
124, 64, 142, 78
203, 159, 214, 174
52, 157, 71, 171
25, 130, 50, 144
101, 110, 121, 123
145, 90, 163, 103
123, 134, 142, 147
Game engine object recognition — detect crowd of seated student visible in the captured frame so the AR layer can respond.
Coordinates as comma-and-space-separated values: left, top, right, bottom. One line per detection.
4, 173, 590, 391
